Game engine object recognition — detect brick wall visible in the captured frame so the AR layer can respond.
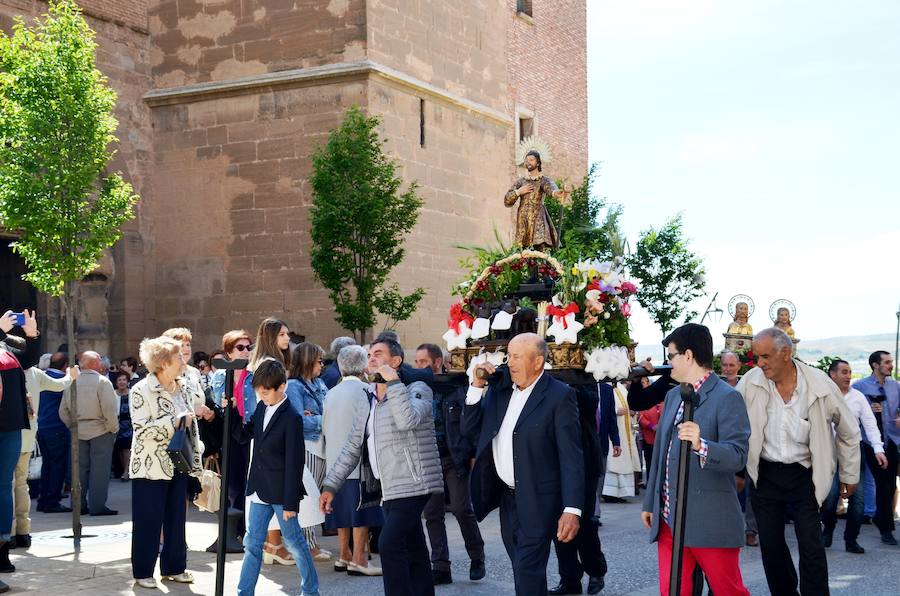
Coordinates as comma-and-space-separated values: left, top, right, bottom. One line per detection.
142, 81, 369, 351
507, 0, 588, 181
366, 0, 509, 114
148, 0, 367, 90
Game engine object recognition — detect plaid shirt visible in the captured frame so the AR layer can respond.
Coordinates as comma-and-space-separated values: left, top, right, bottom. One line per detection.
661, 372, 711, 522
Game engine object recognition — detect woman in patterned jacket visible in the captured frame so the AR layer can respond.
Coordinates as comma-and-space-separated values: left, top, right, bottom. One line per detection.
129, 336, 204, 589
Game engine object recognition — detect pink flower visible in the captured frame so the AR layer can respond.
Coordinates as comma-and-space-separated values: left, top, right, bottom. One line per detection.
621, 281, 638, 296
621, 302, 632, 317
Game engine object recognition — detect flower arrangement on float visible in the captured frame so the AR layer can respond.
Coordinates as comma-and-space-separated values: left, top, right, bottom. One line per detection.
443, 246, 639, 381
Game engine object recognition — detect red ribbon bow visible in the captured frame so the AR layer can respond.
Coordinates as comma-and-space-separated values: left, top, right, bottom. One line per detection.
547, 302, 580, 328
448, 303, 474, 334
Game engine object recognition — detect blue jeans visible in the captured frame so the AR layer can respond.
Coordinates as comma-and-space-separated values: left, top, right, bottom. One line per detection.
36, 428, 71, 510
0, 431, 23, 541
862, 455, 876, 516
238, 501, 319, 596
821, 459, 865, 543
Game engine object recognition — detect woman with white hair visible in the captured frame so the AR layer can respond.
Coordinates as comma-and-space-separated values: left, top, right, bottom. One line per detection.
129, 336, 203, 589
321, 345, 383, 575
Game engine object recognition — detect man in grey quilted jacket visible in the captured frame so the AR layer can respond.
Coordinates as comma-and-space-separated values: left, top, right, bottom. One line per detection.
321, 337, 443, 596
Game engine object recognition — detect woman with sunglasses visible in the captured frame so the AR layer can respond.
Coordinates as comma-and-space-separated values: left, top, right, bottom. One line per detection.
211, 329, 255, 526
287, 343, 332, 563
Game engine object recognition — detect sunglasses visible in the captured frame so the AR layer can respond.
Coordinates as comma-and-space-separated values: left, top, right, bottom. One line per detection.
666, 351, 683, 361
234, 344, 253, 352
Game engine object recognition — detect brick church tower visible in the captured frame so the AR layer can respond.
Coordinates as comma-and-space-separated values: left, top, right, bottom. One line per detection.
0, 0, 586, 357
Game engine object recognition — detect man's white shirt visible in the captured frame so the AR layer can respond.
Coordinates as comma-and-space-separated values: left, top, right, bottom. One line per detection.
466, 373, 581, 517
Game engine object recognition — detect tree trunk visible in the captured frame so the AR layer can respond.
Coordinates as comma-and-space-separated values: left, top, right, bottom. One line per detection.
62, 281, 82, 548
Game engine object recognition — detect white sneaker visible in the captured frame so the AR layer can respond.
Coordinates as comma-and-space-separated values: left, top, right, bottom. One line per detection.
135, 578, 158, 589
161, 572, 194, 583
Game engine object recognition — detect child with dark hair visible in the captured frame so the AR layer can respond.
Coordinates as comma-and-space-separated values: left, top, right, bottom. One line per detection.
237, 359, 319, 596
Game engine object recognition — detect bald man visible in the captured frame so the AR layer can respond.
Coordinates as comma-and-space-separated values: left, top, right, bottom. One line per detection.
462, 334, 584, 595
60, 351, 120, 515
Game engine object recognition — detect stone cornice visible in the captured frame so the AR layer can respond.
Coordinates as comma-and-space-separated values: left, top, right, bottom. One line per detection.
143, 59, 513, 127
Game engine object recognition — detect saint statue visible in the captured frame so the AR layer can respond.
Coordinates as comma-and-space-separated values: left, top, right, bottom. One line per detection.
769, 300, 798, 344
727, 302, 753, 336
504, 150, 565, 251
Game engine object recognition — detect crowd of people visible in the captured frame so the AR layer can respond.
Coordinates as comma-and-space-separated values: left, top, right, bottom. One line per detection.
1, 308, 899, 595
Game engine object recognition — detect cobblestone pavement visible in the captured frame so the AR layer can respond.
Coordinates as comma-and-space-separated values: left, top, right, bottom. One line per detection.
7, 481, 900, 594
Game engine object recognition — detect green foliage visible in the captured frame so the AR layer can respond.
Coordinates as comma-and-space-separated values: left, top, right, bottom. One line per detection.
309, 106, 425, 342
812, 355, 843, 374
626, 214, 705, 335
0, 0, 138, 296
545, 163, 624, 262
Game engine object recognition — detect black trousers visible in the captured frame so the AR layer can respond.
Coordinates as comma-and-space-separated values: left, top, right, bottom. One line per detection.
752, 460, 828, 596
554, 476, 607, 585
131, 473, 188, 579
423, 456, 485, 572
500, 487, 553, 596
379, 494, 434, 596
863, 439, 898, 535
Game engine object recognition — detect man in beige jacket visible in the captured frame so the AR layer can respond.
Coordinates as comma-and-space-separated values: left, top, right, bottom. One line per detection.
60, 351, 120, 516
737, 328, 859, 596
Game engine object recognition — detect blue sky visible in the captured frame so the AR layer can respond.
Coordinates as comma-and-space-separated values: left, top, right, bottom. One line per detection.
587, 0, 900, 348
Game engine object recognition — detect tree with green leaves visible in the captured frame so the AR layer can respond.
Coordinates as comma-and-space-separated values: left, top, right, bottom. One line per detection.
545, 163, 626, 262
626, 215, 705, 352
310, 106, 425, 343
0, 0, 138, 545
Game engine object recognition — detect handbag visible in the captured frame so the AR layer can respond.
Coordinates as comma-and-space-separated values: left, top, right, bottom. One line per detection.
27, 442, 42, 481
193, 456, 221, 513
166, 417, 195, 475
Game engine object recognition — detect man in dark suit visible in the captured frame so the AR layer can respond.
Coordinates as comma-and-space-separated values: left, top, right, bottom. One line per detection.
462, 333, 584, 596
641, 324, 751, 595
549, 384, 609, 595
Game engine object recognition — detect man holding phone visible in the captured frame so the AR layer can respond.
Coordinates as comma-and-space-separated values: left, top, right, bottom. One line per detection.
853, 351, 900, 546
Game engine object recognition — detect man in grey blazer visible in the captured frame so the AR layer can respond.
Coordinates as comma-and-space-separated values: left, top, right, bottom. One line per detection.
640, 324, 751, 595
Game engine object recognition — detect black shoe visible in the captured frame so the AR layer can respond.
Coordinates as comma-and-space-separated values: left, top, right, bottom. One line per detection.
470, 559, 486, 581
548, 581, 583, 595
432, 569, 452, 585
587, 575, 605, 594
822, 531, 833, 548
0, 543, 14, 573
13, 535, 30, 549
880, 532, 898, 545
91, 507, 119, 516
42, 505, 72, 513
845, 542, 865, 554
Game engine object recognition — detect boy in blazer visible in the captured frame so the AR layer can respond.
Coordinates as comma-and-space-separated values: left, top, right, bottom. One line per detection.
641, 324, 750, 596
237, 360, 319, 596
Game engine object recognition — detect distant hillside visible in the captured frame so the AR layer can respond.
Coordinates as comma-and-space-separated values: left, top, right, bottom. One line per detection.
796, 333, 895, 366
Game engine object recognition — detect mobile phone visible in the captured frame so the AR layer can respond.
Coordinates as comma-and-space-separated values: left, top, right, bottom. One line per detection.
11, 312, 25, 326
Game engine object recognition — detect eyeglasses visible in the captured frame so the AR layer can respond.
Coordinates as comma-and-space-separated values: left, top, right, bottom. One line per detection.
666, 351, 683, 361
235, 344, 252, 352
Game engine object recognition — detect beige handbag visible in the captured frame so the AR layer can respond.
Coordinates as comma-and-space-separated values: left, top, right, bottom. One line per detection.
193, 456, 221, 513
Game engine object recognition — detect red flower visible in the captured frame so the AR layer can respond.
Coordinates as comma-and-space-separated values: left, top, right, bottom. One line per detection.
620, 281, 637, 296
598, 293, 610, 303
489, 264, 502, 275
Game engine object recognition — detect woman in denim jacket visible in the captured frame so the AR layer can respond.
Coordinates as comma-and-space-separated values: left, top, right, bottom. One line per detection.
286, 343, 331, 562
